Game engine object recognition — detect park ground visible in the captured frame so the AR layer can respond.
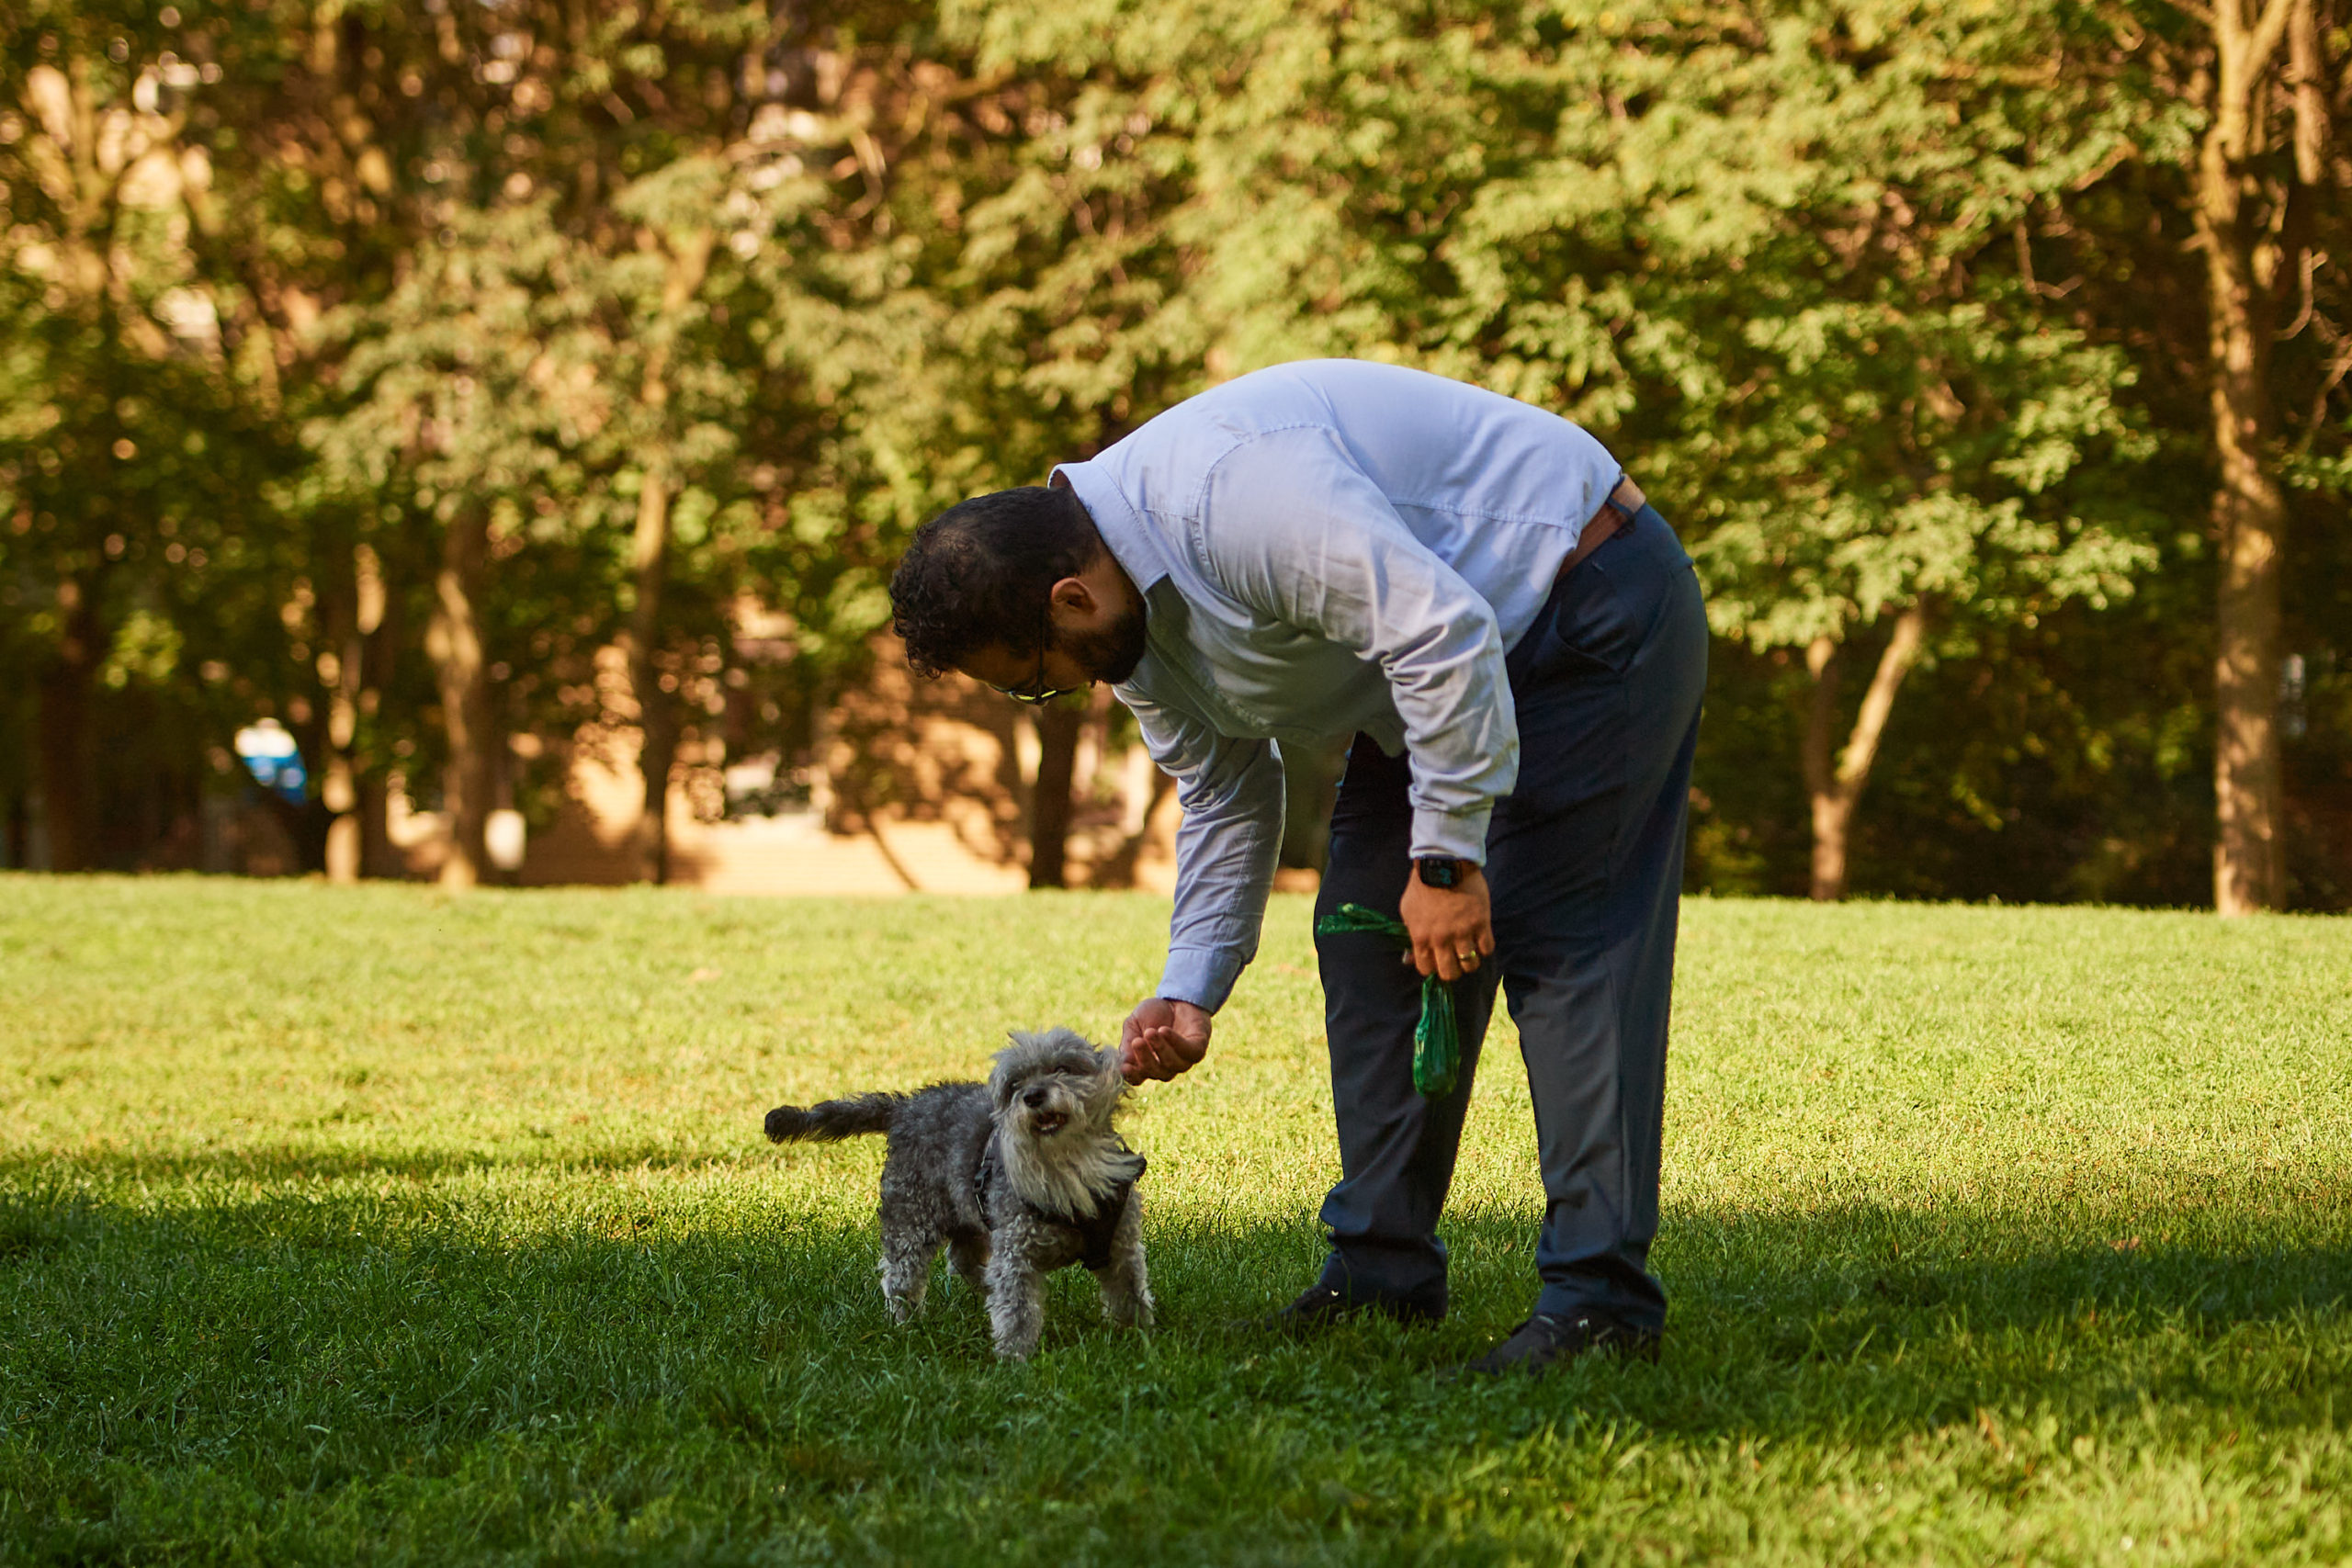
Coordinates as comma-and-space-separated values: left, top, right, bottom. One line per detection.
2, 877, 2349, 1565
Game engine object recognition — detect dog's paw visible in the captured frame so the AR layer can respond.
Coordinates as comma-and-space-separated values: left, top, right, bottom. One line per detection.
989, 1322, 1042, 1360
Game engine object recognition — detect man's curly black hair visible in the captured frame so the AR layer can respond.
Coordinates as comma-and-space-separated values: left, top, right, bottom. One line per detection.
889, 485, 1102, 679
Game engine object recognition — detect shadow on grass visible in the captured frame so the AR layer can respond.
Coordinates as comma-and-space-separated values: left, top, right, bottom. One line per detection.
0, 1141, 777, 1186
6, 1164, 2347, 1410
5, 1166, 2350, 1564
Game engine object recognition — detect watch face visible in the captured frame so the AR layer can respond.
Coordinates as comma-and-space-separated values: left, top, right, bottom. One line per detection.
1419, 857, 1459, 888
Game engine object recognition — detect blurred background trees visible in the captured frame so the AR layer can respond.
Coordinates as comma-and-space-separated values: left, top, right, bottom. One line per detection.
2, 0, 2346, 908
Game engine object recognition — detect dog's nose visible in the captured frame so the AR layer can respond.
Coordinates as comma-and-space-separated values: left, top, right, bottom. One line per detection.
1023, 1086, 1048, 1109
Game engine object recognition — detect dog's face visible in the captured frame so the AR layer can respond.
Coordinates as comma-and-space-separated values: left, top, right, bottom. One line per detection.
989, 1028, 1123, 1145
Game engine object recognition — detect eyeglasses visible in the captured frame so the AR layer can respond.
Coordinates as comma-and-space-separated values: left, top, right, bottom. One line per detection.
990, 645, 1085, 706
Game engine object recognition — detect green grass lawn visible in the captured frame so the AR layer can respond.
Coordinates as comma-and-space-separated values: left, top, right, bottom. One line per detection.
3, 876, 2349, 1565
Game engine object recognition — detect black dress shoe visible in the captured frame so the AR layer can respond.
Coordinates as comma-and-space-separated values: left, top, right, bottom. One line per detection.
1261, 1281, 1444, 1331
1456, 1312, 1661, 1376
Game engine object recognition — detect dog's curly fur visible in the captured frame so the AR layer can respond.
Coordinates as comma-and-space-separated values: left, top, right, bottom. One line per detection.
763, 1028, 1151, 1360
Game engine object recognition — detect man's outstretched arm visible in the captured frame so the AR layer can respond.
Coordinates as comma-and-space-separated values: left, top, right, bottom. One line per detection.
1115, 695, 1285, 1083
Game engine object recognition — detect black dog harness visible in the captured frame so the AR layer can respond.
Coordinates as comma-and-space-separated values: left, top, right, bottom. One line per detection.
975, 1140, 1146, 1271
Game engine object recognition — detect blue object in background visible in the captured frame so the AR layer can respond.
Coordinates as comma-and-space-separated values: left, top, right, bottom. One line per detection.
233, 719, 308, 806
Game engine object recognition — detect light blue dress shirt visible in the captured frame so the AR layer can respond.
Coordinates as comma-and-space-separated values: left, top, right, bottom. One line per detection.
1052, 358, 1624, 1013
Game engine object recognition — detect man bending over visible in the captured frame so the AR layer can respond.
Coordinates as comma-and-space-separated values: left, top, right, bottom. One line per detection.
887, 358, 1707, 1374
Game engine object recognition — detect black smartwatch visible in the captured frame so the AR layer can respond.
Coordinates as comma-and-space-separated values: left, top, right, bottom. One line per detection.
1416, 856, 1466, 889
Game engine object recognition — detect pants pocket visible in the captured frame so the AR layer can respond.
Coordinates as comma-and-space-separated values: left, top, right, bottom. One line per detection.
1510, 514, 1692, 689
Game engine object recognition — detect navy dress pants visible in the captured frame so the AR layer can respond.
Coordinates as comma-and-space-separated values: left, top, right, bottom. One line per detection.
1310, 505, 1707, 1329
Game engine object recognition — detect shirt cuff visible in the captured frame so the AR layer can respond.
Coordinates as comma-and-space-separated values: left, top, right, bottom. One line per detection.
1410, 805, 1492, 866
1158, 945, 1248, 1015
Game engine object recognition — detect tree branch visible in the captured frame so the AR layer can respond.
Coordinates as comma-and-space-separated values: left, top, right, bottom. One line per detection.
2245, 0, 2299, 78
2278, 246, 2325, 338
1802, 635, 1840, 805
2287, 0, 2328, 186
2291, 321, 2352, 457
1834, 604, 1931, 800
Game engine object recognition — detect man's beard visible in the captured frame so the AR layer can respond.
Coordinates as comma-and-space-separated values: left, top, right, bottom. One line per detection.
1065, 600, 1149, 686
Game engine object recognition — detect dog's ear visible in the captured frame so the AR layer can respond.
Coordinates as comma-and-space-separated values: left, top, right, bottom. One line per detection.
989, 1034, 1036, 1109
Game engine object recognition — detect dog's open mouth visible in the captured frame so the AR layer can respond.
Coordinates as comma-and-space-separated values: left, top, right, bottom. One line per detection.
1031, 1110, 1069, 1136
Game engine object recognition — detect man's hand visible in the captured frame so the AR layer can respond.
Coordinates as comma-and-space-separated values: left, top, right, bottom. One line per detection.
1400, 863, 1494, 983
1119, 997, 1211, 1084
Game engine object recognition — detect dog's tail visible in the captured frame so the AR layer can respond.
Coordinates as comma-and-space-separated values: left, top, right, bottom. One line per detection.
764, 1091, 905, 1145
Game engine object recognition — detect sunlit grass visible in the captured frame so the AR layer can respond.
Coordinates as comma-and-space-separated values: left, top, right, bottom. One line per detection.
4, 875, 2348, 1564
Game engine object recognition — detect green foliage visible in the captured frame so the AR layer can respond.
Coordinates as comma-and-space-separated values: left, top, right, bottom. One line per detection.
0, 6, 314, 860
4, 879, 2351, 1562
0, 0, 2344, 896
972, 0, 2177, 656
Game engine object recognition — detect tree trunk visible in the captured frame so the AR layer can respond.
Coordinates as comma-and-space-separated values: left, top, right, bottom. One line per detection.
1091, 753, 1174, 890
1027, 704, 1083, 888
36, 663, 94, 873
627, 466, 677, 885
320, 544, 375, 884
323, 540, 390, 883
358, 547, 401, 877
1800, 637, 1846, 900
35, 581, 104, 874
1801, 604, 1929, 901
618, 230, 713, 886
2194, 0, 2307, 914
2210, 400, 2287, 915
359, 774, 397, 878
426, 507, 494, 888
865, 816, 922, 892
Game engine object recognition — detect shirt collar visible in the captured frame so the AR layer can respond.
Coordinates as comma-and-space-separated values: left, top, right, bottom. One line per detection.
1052, 459, 1172, 593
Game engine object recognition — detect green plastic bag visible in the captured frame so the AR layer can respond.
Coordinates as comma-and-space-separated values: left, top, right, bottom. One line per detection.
1312, 902, 1461, 1098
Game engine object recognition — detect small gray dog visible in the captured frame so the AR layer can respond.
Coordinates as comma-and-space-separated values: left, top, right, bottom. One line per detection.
763, 1028, 1151, 1360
